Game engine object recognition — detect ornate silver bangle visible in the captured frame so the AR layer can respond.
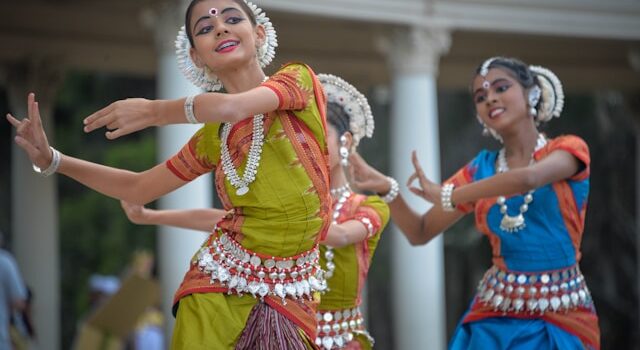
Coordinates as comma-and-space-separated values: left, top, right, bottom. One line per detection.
184, 95, 199, 124
32, 146, 61, 177
381, 177, 399, 203
441, 183, 456, 212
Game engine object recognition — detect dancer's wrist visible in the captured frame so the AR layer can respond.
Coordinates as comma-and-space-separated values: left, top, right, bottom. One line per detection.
32, 146, 60, 177
152, 99, 171, 126
379, 177, 399, 203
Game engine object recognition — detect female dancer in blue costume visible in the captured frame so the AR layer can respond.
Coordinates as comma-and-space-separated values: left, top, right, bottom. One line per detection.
350, 56, 600, 349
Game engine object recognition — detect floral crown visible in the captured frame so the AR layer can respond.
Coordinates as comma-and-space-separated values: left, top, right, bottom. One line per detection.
529, 65, 564, 123
175, 1, 278, 91
318, 73, 374, 148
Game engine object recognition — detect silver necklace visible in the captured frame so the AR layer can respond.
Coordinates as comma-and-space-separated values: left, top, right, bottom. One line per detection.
220, 114, 265, 196
496, 134, 547, 233
220, 76, 269, 196
324, 184, 352, 280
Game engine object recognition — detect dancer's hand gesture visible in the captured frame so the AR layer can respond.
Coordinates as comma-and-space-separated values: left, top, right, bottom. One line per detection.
349, 152, 391, 195
407, 151, 441, 205
6, 93, 55, 170
83, 98, 155, 139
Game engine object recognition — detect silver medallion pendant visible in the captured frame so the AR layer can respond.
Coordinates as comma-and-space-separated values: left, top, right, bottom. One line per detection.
500, 213, 526, 233
236, 186, 249, 196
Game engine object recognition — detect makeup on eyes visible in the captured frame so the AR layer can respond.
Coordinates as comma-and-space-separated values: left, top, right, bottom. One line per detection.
474, 78, 512, 102
193, 7, 244, 33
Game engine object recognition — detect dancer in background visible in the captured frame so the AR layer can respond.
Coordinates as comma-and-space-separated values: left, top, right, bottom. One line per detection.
350, 56, 600, 349
120, 73, 392, 350
8, 0, 331, 348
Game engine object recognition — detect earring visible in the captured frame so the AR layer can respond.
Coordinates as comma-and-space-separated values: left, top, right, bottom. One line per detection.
340, 135, 349, 167
528, 85, 541, 117
482, 125, 490, 137
477, 115, 490, 137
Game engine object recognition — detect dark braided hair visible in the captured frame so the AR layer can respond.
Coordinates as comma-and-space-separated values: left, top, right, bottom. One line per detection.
184, 0, 257, 48
326, 102, 351, 137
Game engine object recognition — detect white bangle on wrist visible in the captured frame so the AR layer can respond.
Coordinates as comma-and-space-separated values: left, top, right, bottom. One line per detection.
441, 183, 456, 212
32, 147, 61, 177
184, 95, 199, 124
381, 177, 399, 203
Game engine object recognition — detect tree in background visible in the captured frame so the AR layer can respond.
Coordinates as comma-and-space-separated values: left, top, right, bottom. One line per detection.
54, 72, 157, 349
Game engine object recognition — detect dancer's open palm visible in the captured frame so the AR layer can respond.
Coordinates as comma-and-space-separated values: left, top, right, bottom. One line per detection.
407, 150, 442, 205
83, 98, 155, 139
6, 93, 54, 170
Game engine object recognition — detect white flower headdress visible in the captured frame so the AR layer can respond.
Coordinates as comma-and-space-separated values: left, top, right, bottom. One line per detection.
318, 73, 374, 148
175, 1, 278, 91
529, 65, 565, 123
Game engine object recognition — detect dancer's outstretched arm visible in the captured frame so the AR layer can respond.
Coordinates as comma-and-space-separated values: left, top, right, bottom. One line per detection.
7, 88, 282, 204
120, 201, 228, 232
351, 149, 581, 246
350, 153, 465, 245
406, 150, 580, 210
7, 94, 183, 204
83, 86, 279, 140
120, 200, 367, 248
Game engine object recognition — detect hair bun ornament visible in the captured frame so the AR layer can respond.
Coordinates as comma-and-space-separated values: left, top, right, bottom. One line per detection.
318, 73, 374, 148
529, 65, 564, 123
175, 0, 278, 91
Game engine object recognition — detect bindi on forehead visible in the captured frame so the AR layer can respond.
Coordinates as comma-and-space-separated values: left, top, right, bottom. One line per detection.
475, 70, 513, 89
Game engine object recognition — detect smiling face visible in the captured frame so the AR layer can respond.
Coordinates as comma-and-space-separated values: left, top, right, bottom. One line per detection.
472, 67, 531, 134
187, 0, 265, 73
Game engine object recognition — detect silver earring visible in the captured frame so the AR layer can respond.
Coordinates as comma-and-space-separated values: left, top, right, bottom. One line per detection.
477, 115, 490, 137
340, 135, 349, 167
528, 85, 541, 117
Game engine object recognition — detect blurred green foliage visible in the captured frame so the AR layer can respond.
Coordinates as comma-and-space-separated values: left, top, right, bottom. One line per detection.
54, 71, 157, 349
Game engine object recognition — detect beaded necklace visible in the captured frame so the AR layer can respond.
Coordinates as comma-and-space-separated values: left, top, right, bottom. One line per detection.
495, 134, 547, 233
323, 184, 353, 280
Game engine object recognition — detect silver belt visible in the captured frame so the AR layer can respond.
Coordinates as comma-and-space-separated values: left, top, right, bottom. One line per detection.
315, 307, 373, 349
197, 230, 327, 301
476, 265, 593, 314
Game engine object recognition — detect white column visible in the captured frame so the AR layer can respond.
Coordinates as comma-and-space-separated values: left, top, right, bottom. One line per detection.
149, 1, 212, 341
6, 60, 64, 350
382, 27, 451, 350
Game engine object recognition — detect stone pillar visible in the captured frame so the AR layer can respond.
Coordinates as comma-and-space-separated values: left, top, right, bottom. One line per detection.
381, 27, 451, 350
6, 58, 64, 350
147, 1, 213, 343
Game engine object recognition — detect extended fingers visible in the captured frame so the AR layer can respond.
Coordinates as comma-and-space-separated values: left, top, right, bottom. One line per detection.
407, 172, 418, 187
27, 93, 34, 122
411, 150, 425, 174
7, 114, 33, 141
408, 186, 425, 198
31, 101, 44, 129
105, 129, 126, 140
6, 113, 22, 128
84, 103, 116, 132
